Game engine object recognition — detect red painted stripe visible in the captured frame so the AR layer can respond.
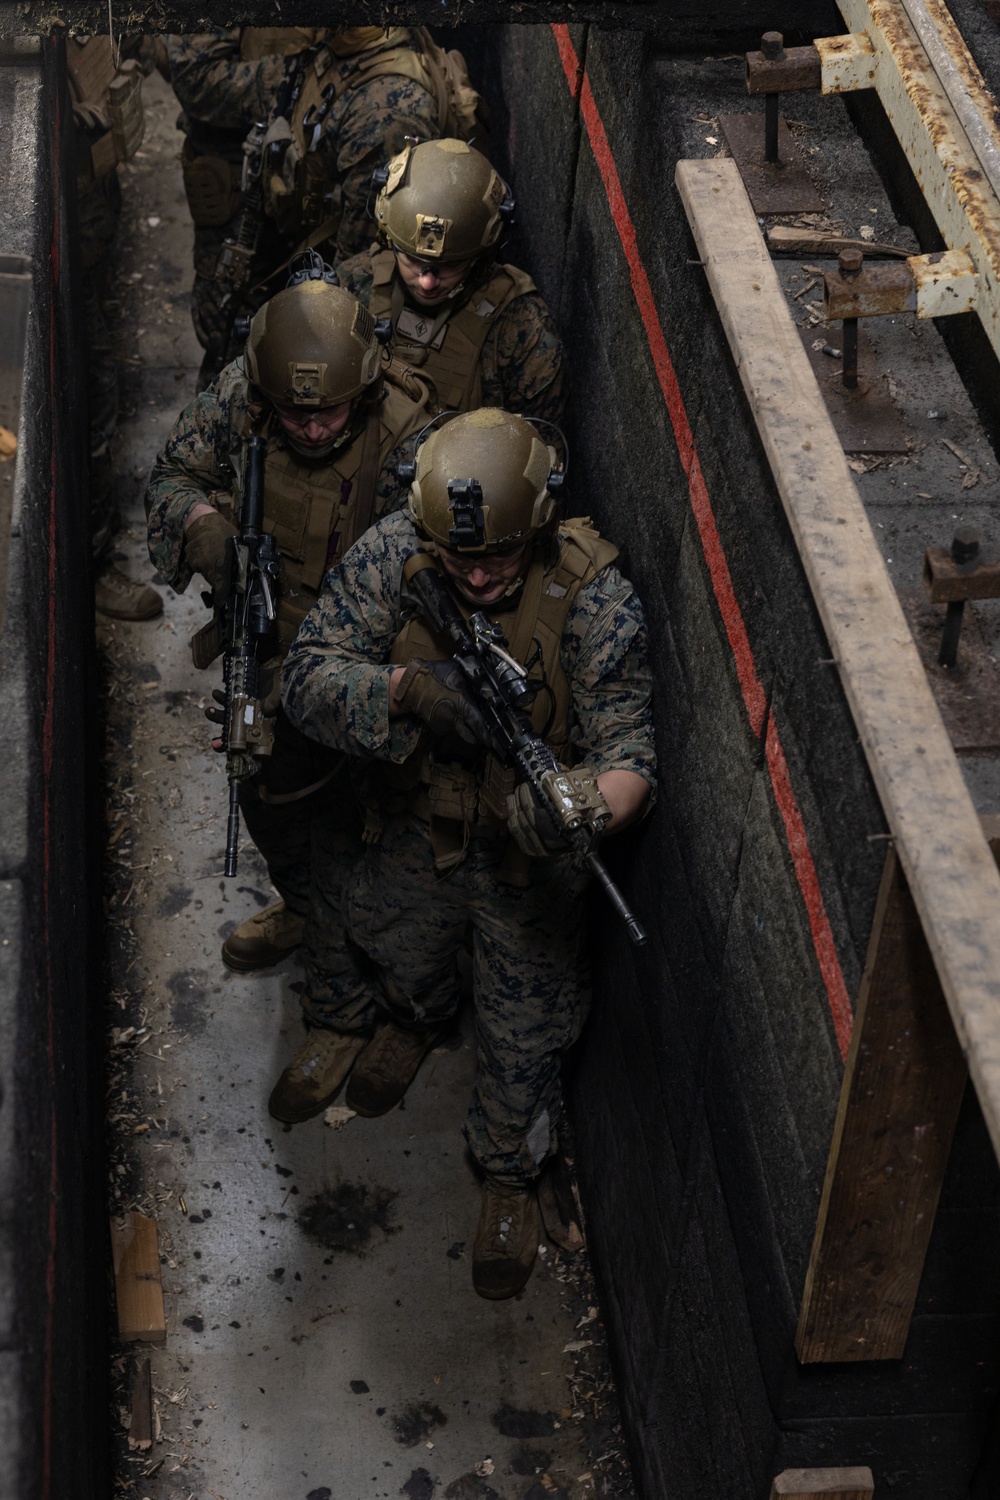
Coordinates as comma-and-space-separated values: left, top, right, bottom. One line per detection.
41, 36, 61, 1499
552, 24, 853, 1058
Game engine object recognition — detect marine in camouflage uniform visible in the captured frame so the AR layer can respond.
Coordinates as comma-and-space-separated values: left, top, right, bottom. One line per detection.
334, 138, 566, 424
168, 26, 442, 383
145, 277, 435, 989
279, 410, 654, 1298
168, 28, 306, 383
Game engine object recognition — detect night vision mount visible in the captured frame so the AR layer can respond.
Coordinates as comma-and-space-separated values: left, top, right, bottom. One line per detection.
447, 478, 486, 549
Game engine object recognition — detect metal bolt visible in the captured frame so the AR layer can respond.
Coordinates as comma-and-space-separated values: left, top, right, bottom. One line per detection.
951, 527, 980, 566
761, 31, 785, 60
839, 248, 864, 276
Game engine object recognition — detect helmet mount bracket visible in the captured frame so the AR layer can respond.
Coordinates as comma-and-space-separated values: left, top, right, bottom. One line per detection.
447, 478, 487, 550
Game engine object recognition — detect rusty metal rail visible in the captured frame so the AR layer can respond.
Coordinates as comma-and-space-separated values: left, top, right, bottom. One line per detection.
823, 0, 1000, 361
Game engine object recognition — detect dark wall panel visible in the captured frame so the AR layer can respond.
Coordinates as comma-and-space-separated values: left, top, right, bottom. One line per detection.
493, 18, 1000, 1500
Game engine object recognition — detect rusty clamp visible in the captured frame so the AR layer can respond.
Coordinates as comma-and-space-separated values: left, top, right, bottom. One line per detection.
823, 248, 979, 321
923, 528, 1000, 667
745, 32, 821, 164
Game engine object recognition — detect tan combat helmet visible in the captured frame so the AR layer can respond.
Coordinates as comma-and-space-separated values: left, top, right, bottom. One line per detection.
373, 139, 514, 263
244, 280, 384, 410
408, 409, 563, 553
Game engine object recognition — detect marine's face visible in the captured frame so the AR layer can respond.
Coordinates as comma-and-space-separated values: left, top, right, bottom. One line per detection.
395, 251, 475, 305
274, 399, 353, 455
435, 542, 529, 606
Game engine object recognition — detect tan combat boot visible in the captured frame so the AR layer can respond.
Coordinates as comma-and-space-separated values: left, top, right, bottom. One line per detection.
344, 1019, 451, 1117
268, 1028, 369, 1124
472, 1177, 540, 1300
95, 563, 163, 621
222, 900, 305, 971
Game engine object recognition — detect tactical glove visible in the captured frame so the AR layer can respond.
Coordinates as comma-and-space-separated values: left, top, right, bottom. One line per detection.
396, 659, 489, 746
184, 509, 237, 593
506, 769, 611, 859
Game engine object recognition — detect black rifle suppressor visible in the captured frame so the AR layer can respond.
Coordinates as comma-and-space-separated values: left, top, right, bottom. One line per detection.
406, 558, 647, 947
222, 434, 279, 876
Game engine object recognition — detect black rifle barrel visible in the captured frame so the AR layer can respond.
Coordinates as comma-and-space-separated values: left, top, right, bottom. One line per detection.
224, 783, 241, 878
586, 851, 647, 946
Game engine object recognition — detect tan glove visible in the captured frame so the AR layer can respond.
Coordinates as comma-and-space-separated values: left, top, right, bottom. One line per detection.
184, 509, 237, 593
396, 659, 489, 746
506, 770, 610, 859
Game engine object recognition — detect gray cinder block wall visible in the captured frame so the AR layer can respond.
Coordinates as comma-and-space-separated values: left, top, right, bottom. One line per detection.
483, 17, 1000, 1500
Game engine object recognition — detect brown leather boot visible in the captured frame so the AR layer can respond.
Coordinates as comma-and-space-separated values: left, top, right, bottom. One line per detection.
344, 1019, 451, 1117
222, 901, 305, 971
472, 1177, 540, 1300
268, 1028, 369, 1124
95, 563, 163, 621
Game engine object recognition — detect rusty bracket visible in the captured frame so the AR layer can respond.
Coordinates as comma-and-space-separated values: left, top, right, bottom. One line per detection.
805, 0, 1000, 367
923, 531, 1000, 603
823, 248, 979, 320
923, 528, 1000, 668
746, 36, 822, 94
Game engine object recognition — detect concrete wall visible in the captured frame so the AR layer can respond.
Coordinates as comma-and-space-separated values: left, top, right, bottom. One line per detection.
0, 37, 107, 1500
487, 19, 1000, 1500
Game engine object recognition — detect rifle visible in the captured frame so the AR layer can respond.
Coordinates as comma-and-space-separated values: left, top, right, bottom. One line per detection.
220, 434, 280, 876
405, 558, 647, 948
214, 118, 269, 311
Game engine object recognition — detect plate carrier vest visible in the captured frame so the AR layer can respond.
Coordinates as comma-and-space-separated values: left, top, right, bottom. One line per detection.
376, 519, 618, 874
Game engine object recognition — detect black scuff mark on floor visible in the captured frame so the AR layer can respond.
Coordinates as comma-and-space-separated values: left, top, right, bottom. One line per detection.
305, 1489, 332, 1500
401, 1468, 437, 1499
167, 969, 208, 1033
158, 885, 193, 918
182, 1314, 204, 1332
492, 1404, 557, 1438
510, 1446, 552, 1475
298, 1182, 399, 1254
443, 1477, 501, 1499
391, 1401, 447, 1447
236, 883, 273, 907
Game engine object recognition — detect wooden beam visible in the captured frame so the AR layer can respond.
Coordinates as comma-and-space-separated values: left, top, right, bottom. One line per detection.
111, 1212, 166, 1345
770, 1469, 874, 1499
796, 847, 967, 1361
128, 1358, 153, 1453
675, 156, 1000, 1165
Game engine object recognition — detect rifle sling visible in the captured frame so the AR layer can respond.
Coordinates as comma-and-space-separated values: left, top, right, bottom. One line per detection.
349, 407, 384, 547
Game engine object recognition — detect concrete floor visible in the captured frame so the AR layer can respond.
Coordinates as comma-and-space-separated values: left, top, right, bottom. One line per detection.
102, 70, 626, 1500
100, 42, 1000, 1500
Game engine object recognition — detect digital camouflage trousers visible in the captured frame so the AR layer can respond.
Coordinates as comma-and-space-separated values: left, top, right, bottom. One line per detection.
331, 812, 593, 1182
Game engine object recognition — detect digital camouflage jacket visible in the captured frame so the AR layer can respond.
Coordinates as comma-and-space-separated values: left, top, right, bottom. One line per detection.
167, 28, 439, 260
280, 510, 656, 787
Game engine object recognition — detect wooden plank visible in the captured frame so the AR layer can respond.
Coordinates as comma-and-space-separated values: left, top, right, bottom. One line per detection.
795, 847, 968, 1361
675, 157, 1000, 1166
128, 1357, 153, 1452
770, 1468, 874, 1498
111, 1212, 166, 1345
